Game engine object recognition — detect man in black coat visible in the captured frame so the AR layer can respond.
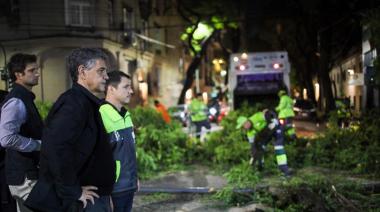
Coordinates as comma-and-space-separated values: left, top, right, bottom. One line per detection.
25, 48, 115, 212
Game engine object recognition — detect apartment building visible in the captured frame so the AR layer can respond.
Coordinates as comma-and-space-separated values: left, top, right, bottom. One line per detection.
0, 0, 186, 106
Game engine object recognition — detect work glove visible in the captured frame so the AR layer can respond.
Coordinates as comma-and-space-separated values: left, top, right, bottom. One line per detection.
268, 119, 279, 130
248, 136, 255, 144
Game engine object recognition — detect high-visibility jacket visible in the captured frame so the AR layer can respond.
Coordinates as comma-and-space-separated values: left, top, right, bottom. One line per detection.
189, 99, 208, 122
155, 103, 171, 123
335, 100, 350, 118
275, 95, 295, 119
99, 103, 138, 193
246, 112, 267, 139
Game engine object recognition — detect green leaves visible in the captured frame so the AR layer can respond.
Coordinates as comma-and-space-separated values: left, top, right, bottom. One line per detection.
131, 106, 189, 179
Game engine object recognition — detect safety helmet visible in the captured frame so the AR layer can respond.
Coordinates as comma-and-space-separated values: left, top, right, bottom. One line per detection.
236, 116, 248, 129
278, 90, 287, 97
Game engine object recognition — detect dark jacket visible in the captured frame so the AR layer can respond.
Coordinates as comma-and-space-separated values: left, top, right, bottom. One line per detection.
1, 83, 43, 185
25, 83, 115, 212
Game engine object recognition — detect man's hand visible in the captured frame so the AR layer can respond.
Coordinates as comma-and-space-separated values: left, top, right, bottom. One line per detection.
78, 186, 99, 208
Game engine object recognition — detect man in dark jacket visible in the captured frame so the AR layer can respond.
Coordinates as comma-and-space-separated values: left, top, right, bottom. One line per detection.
25, 48, 115, 212
0, 53, 43, 212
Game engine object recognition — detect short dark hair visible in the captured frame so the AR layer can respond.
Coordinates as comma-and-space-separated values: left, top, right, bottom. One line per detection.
154, 99, 160, 106
105, 71, 131, 93
66, 48, 108, 82
7, 53, 37, 82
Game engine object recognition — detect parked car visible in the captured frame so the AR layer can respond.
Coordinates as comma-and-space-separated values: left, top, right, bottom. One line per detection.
293, 99, 317, 120
168, 104, 189, 126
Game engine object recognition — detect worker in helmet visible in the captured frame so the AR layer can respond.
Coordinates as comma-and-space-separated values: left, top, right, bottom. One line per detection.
275, 89, 296, 140
236, 109, 291, 176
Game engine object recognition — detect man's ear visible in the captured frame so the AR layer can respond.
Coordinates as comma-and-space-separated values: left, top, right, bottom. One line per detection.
14, 72, 23, 80
108, 85, 115, 93
77, 65, 86, 80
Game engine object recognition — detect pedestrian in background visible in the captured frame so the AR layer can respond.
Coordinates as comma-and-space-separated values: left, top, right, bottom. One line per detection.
25, 48, 115, 212
99, 71, 138, 212
189, 93, 211, 139
0, 53, 43, 212
275, 89, 296, 140
154, 99, 171, 123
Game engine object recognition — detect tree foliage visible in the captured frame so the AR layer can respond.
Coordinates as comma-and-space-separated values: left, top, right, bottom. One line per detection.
176, 0, 239, 104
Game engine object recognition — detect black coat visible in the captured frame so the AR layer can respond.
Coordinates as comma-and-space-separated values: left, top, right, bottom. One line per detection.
25, 83, 115, 212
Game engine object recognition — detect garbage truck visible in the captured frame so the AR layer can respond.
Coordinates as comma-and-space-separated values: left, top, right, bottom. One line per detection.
228, 51, 291, 109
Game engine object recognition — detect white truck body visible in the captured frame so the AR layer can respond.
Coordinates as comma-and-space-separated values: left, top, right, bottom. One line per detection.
228, 51, 291, 109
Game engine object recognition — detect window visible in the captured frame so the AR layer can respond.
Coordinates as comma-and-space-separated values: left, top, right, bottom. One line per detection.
65, 0, 93, 27
123, 7, 134, 31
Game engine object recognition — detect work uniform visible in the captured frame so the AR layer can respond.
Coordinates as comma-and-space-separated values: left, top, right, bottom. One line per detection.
189, 98, 211, 138
276, 92, 296, 139
245, 112, 290, 176
335, 100, 350, 128
99, 103, 138, 212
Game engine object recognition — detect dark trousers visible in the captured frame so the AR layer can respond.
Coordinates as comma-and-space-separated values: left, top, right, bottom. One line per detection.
0, 165, 17, 212
193, 120, 211, 139
250, 142, 265, 170
112, 190, 135, 212
84, 195, 112, 212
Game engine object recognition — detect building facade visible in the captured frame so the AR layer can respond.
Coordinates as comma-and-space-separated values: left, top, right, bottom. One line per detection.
0, 0, 186, 106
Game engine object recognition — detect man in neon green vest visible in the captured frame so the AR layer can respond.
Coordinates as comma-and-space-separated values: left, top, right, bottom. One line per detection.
189, 93, 211, 139
275, 89, 296, 139
99, 71, 137, 212
335, 99, 350, 128
236, 109, 291, 176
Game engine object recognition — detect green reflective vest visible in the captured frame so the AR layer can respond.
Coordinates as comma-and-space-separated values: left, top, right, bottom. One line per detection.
276, 95, 295, 119
335, 100, 350, 118
246, 112, 267, 138
189, 99, 207, 122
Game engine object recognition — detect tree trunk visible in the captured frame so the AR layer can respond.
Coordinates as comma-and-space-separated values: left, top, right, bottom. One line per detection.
318, 28, 336, 112
177, 31, 217, 104
177, 56, 202, 104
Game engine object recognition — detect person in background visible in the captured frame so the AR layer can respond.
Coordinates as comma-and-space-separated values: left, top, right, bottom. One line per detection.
25, 48, 115, 212
154, 99, 171, 124
275, 89, 296, 140
99, 71, 138, 212
0, 54, 43, 212
335, 98, 351, 128
0, 89, 17, 212
189, 93, 211, 139
236, 109, 291, 177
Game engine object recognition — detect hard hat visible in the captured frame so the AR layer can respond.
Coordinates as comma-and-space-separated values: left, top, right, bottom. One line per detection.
278, 90, 286, 97
236, 116, 248, 129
